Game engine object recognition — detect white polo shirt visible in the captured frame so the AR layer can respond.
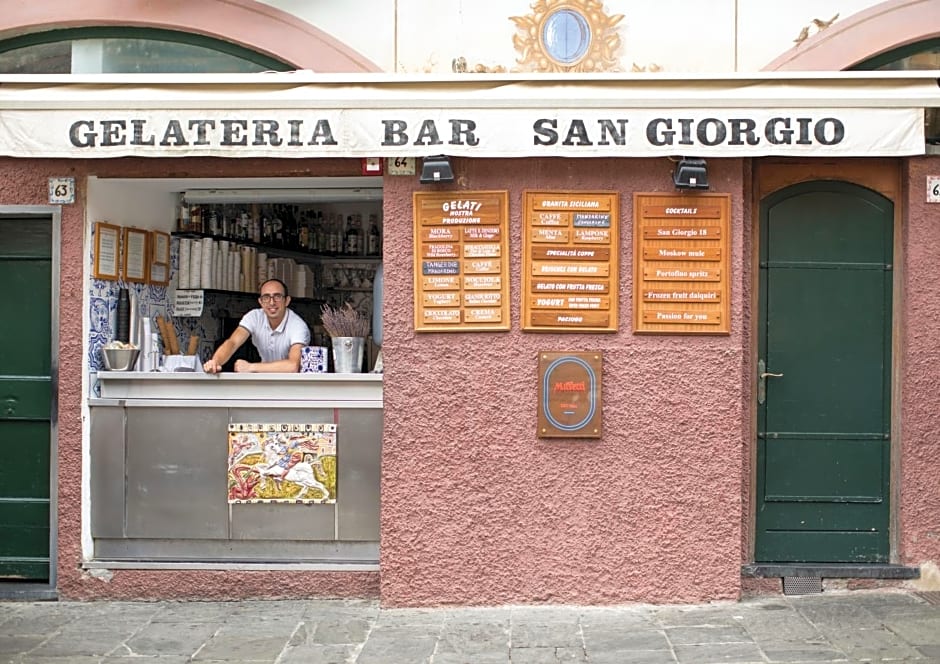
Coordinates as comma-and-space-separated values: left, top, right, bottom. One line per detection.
239, 308, 310, 363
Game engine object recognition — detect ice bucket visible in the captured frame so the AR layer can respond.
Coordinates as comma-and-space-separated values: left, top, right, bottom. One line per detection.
331, 337, 364, 373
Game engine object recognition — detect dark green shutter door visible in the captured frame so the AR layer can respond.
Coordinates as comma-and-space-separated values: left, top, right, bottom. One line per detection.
0, 216, 52, 580
757, 182, 892, 563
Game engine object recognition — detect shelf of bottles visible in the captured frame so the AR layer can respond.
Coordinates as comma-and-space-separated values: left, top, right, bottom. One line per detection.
171, 199, 382, 302
175, 200, 382, 259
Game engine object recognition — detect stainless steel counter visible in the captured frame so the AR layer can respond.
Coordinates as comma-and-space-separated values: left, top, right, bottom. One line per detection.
93, 371, 382, 405
88, 372, 382, 568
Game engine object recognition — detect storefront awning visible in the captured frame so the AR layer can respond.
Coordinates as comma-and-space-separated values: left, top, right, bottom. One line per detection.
0, 72, 936, 158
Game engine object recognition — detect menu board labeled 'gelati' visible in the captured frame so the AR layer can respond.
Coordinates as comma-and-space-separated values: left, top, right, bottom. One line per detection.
413, 191, 510, 332
522, 191, 620, 333
633, 193, 731, 335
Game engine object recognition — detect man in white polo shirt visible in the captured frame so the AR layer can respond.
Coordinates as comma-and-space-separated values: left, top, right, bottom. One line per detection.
203, 278, 310, 373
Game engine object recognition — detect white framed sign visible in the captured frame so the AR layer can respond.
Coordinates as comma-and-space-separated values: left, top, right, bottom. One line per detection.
928, 175, 940, 203
173, 289, 205, 317
48, 177, 75, 204
387, 157, 415, 175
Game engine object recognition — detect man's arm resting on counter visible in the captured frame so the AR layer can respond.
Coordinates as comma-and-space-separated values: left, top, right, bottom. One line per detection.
234, 342, 304, 373
204, 327, 250, 373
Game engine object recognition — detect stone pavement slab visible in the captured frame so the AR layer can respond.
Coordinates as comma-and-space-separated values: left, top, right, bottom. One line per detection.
0, 589, 938, 663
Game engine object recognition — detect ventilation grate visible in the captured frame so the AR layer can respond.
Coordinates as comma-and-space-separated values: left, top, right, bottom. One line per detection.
783, 576, 823, 595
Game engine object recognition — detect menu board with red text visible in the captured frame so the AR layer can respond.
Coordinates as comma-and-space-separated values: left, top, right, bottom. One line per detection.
522, 191, 620, 333
413, 191, 510, 332
633, 193, 731, 334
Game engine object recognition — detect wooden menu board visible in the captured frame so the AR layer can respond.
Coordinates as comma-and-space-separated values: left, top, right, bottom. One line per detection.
633, 193, 731, 334
522, 191, 619, 333
413, 191, 510, 332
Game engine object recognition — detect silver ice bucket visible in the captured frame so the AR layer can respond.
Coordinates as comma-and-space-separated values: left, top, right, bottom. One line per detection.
331, 337, 365, 373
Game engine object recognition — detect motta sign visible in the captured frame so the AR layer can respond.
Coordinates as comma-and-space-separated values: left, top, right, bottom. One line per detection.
537, 351, 603, 439
0, 108, 924, 158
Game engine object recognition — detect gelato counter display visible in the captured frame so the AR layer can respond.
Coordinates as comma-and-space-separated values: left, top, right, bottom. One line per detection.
87, 373, 381, 567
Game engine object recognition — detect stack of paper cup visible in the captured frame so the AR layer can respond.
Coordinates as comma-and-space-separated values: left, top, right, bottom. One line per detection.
178, 238, 191, 289
189, 238, 202, 290
200, 237, 213, 290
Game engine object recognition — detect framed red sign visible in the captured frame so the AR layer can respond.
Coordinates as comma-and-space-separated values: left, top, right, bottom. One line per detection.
537, 351, 602, 438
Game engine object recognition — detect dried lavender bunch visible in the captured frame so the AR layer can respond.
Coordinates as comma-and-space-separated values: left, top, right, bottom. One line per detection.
320, 302, 371, 337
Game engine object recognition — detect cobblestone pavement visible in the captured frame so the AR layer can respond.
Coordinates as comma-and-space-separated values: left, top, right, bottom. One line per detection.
1, 590, 939, 663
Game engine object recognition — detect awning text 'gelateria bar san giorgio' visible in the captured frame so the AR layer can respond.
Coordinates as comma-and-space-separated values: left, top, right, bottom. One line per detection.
0, 73, 933, 158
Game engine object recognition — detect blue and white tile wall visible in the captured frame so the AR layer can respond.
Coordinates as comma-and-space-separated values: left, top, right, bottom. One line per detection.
89, 235, 207, 374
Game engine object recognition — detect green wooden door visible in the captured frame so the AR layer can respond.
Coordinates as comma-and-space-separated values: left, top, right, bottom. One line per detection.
0, 216, 53, 580
756, 182, 892, 563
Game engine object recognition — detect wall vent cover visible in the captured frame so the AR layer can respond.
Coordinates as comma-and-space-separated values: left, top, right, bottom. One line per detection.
783, 576, 823, 595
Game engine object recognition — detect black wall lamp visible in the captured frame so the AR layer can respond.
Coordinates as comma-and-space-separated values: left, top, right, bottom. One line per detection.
673, 157, 709, 190
419, 155, 455, 184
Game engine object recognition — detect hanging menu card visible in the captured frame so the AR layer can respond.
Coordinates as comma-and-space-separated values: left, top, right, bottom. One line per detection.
413, 190, 510, 332
522, 191, 619, 333
633, 193, 731, 335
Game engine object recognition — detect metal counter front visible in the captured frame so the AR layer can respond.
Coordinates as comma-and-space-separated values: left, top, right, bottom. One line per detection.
88, 373, 382, 568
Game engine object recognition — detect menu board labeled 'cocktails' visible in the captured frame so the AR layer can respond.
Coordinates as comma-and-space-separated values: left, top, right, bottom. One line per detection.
633, 193, 731, 335
522, 191, 619, 333
413, 191, 510, 332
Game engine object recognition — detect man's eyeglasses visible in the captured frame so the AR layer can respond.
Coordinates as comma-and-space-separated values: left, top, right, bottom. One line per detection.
259, 293, 286, 304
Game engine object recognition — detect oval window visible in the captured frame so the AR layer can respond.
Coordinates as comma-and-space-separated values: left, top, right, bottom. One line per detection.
541, 8, 591, 65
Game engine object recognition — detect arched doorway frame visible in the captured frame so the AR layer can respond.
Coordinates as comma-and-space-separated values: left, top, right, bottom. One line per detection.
763, 0, 940, 71
0, 0, 381, 73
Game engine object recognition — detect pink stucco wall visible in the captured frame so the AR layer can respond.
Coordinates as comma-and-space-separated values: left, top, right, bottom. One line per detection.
7, 152, 935, 605
900, 157, 940, 567
380, 157, 750, 606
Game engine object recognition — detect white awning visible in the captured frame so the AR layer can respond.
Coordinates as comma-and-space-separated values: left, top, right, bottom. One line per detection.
0, 72, 935, 158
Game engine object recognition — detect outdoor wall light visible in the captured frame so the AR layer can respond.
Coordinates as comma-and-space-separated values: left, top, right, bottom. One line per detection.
419, 155, 455, 184
673, 157, 709, 190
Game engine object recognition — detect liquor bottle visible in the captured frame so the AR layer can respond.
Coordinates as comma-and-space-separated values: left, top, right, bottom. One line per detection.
367, 214, 381, 256
178, 198, 191, 232
247, 209, 260, 243
298, 210, 309, 251
344, 214, 361, 256
315, 211, 325, 253
283, 205, 297, 249
328, 214, 341, 255
273, 207, 285, 247
236, 207, 248, 240
261, 210, 272, 245
190, 205, 203, 233
208, 206, 221, 237
355, 214, 364, 255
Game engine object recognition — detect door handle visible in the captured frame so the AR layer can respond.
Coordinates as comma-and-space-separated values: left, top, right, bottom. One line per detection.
757, 359, 782, 405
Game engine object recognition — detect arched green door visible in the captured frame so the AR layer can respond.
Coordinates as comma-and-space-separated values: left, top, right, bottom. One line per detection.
0, 215, 53, 580
757, 181, 893, 562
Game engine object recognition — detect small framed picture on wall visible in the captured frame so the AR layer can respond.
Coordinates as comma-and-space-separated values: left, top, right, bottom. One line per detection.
93, 221, 121, 281
149, 230, 170, 286
122, 227, 150, 284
